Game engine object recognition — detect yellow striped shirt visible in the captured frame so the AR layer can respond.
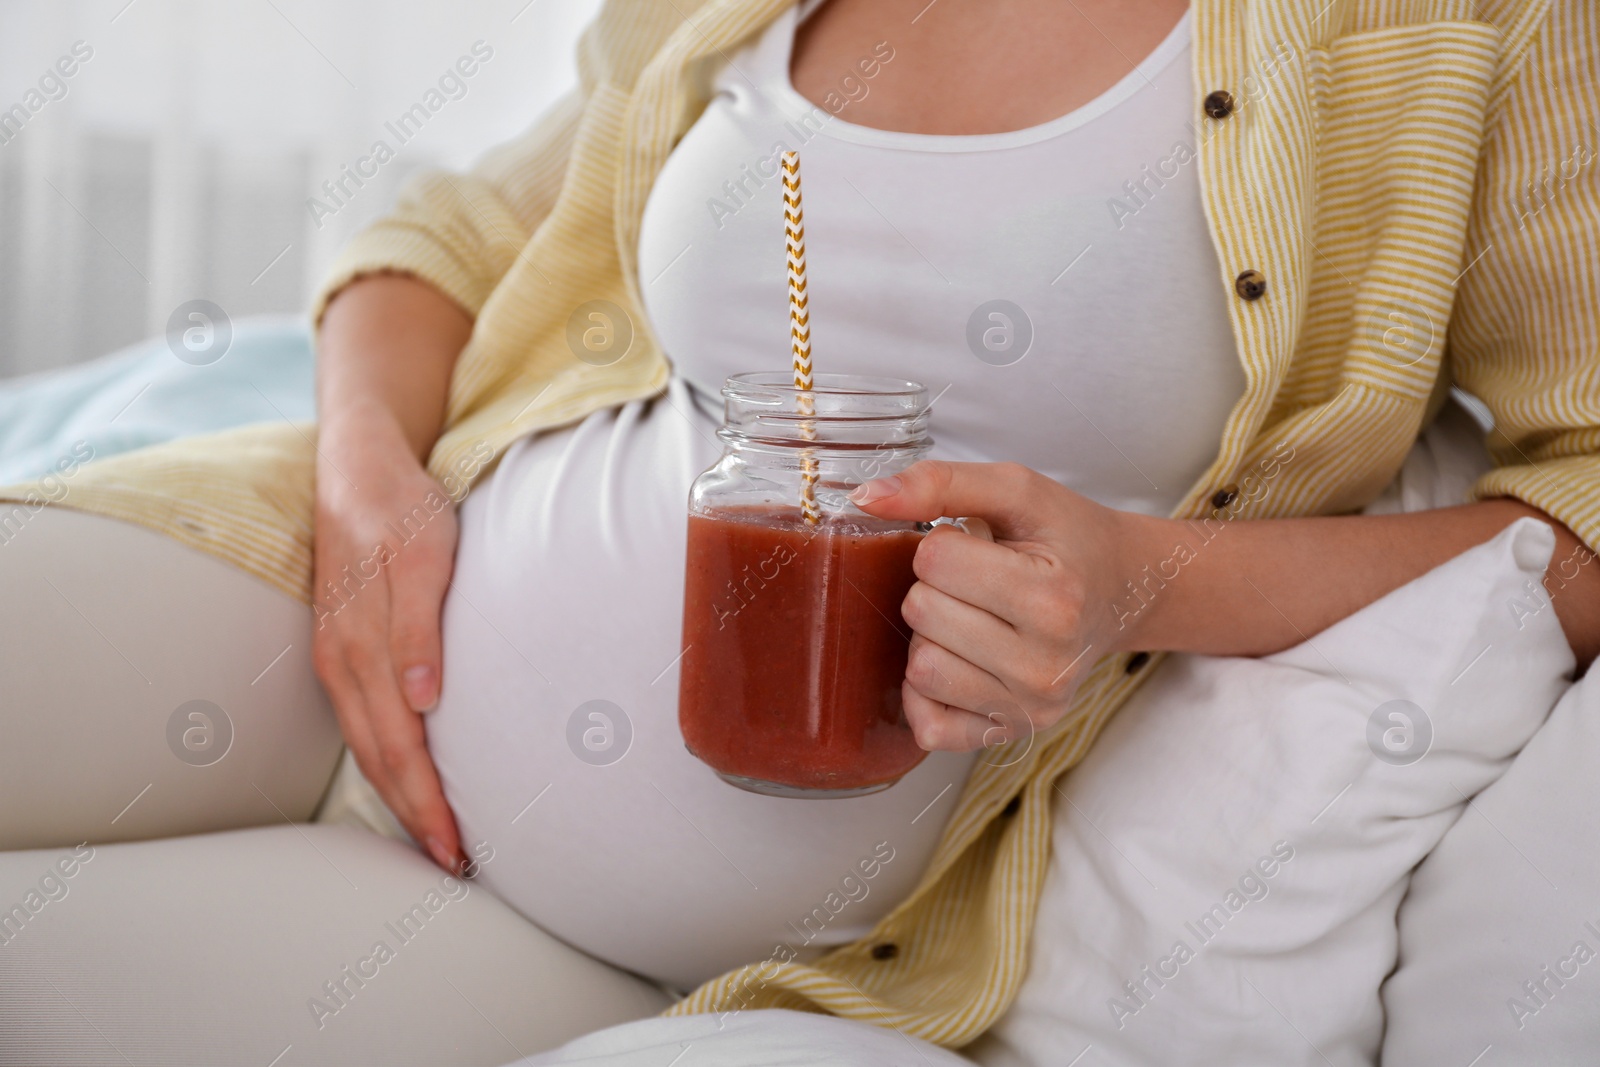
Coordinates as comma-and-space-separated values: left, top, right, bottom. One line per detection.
5, 0, 1597, 1047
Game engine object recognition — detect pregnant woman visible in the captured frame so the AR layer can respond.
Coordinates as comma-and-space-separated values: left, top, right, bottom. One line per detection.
304, 0, 1600, 1020
3, 0, 1598, 1055
319, 0, 1248, 990
414, 0, 1237, 990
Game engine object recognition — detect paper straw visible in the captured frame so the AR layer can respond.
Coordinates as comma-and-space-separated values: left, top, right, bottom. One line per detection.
782, 150, 821, 525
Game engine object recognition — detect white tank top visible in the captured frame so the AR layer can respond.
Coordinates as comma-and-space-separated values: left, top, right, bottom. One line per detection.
639, 4, 1241, 517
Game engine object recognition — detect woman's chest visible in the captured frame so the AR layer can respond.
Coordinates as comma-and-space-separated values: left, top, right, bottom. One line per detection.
788, 0, 1192, 136
638, 13, 1245, 516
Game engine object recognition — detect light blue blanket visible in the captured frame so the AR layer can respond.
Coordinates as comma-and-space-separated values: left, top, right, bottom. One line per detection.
0, 315, 317, 484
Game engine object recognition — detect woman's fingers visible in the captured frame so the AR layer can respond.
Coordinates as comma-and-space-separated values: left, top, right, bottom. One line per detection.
314, 625, 421, 846
327, 682, 454, 866
342, 575, 463, 870
912, 524, 1036, 625
901, 578, 1016, 676
356, 666, 462, 871
310, 585, 393, 802
905, 535, 1092, 699
860, 461, 1124, 743
900, 680, 995, 751
904, 633, 1040, 752
313, 536, 464, 872
905, 632, 1000, 709
312, 643, 393, 804
385, 510, 457, 713
852, 460, 1047, 540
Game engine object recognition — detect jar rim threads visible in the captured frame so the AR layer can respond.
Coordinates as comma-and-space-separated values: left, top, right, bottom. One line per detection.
720, 372, 932, 450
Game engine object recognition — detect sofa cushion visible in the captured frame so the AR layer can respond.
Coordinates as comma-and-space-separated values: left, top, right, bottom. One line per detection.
1381, 661, 1600, 1064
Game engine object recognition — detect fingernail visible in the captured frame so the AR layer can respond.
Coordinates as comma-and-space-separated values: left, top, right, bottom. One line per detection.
403, 665, 437, 712
849, 475, 902, 505
425, 836, 456, 872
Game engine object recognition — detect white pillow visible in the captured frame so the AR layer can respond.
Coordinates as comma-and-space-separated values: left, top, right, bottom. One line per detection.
1381, 657, 1600, 1064
967, 517, 1574, 1067
517, 1009, 973, 1067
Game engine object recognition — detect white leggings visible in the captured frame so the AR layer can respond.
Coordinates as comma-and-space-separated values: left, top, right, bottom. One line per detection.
1, 508, 343, 848
0, 509, 672, 1066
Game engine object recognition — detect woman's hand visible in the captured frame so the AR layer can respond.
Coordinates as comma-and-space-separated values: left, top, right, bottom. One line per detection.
850, 460, 1155, 752
853, 460, 1600, 752
312, 412, 464, 874
312, 274, 474, 873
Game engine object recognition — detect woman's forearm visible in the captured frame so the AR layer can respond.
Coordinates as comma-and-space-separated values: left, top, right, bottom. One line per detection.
1121, 499, 1600, 666
316, 273, 474, 463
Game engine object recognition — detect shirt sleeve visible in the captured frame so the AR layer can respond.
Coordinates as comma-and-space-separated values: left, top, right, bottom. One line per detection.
308, 87, 586, 326
1449, 0, 1600, 551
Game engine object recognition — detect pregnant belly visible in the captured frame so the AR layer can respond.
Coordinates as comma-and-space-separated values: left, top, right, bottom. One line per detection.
426, 379, 976, 990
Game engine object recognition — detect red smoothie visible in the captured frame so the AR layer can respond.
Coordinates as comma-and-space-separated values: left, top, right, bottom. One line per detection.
678, 505, 927, 796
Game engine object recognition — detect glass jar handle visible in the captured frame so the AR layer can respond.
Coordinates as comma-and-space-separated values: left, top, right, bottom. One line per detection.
919, 516, 995, 542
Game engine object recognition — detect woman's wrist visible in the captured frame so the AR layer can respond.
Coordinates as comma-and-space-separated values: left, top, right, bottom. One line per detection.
1101, 509, 1186, 655
315, 400, 438, 514
319, 395, 416, 461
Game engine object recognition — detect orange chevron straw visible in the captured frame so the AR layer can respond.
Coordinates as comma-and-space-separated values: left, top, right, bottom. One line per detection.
782, 151, 821, 525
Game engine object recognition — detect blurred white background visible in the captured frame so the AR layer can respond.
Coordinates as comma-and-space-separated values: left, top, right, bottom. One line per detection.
0, 0, 602, 378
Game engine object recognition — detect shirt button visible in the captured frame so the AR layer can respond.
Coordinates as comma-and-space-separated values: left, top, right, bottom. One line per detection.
1203, 90, 1236, 119
871, 942, 899, 961
1211, 484, 1240, 509
1125, 651, 1151, 674
1234, 269, 1267, 301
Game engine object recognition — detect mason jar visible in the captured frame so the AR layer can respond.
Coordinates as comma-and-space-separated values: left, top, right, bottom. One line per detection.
677, 372, 933, 798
